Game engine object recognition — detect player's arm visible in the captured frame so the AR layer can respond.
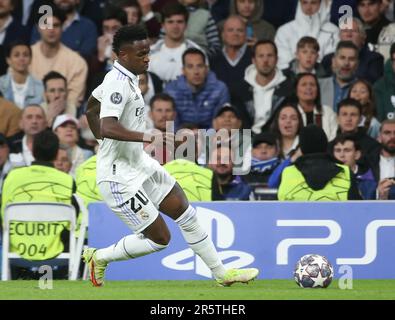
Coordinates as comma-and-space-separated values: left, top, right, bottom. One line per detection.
86, 95, 102, 140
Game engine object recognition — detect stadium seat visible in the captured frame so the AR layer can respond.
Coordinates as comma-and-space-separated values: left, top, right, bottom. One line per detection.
1, 202, 82, 281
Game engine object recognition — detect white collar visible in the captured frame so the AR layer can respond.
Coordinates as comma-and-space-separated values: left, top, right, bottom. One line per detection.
113, 61, 139, 85
63, 12, 80, 31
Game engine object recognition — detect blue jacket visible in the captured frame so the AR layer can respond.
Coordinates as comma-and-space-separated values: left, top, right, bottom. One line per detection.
0, 73, 44, 107
164, 71, 230, 128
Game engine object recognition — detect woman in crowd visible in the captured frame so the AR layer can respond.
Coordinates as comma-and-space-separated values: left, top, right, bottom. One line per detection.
294, 72, 337, 141
0, 41, 44, 109
348, 79, 381, 139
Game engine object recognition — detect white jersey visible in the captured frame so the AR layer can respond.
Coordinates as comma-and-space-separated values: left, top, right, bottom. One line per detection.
93, 61, 161, 188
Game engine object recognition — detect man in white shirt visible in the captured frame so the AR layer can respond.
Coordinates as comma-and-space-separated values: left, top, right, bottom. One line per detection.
148, 3, 202, 83
83, 24, 258, 287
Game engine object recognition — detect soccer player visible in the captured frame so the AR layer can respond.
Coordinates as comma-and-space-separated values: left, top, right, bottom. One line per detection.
83, 25, 259, 287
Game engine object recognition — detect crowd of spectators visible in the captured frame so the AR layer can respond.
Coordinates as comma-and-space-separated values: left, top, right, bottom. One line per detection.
1, 0, 395, 206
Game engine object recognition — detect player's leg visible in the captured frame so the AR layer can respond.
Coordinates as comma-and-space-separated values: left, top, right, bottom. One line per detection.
145, 168, 258, 284
83, 182, 170, 286
158, 182, 227, 281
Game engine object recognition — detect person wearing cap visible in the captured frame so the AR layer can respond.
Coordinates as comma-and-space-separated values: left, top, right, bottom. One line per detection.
53, 114, 93, 177
164, 47, 230, 129
0, 134, 12, 194
278, 124, 362, 200
244, 132, 281, 188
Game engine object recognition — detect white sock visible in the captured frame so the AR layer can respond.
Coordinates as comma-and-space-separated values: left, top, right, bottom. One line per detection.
175, 205, 226, 280
95, 233, 167, 263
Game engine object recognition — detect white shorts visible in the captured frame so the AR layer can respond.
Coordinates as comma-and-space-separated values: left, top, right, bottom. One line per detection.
98, 166, 176, 233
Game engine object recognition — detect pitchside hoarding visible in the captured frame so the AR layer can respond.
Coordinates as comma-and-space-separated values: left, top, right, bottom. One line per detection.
88, 202, 395, 280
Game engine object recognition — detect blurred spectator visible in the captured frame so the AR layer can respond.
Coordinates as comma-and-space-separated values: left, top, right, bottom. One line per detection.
209, 15, 252, 127
357, 0, 390, 45
0, 41, 44, 109
319, 41, 359, 112
208, 144, 251, 200
30, 9, 88, 108
111, 0, 142, 26
380, 0, 394, 20
54, 143, 72, 173
261, 0, 297, 29
229, 0, 275, 45
173, 0, 221, 57
96, 5, 127, 71
331, 133, 377, 199
148, 93, 177, 132
0, 133, 11, 193
278, 124, 362, 200
294, 73, 338, 140
144, 93, 177, 164
86, 4, 128, 95
30, 1, 98, 60
164, 48, 230, 128
329, 98, 381, 161
244, 40, 294, 134
275, 0, 339, 70
1, 129, 78, 279
211, 103, 248, 174
164, 126, 213, 201
52, 114, 93, 177
149, 3, 203, 82
244, 132, 281, 187
321, 17, 384, 84
267, 103, 303, 159
367, 119, 395, 180
75, 154, 102, 207
282, 36, 327, 83
41, 71, 76, 128
0, 0, 29, 75
348, 79, 381, 139
366, 120, 395, 198
373, 43, 395, 121
8, 104, 47, 166
0, 94, 22, 137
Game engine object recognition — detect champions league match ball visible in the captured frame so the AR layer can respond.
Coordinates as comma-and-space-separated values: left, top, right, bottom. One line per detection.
294, 254, 334, 288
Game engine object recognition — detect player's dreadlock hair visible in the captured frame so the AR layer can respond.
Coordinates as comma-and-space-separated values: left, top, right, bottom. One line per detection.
112, 24, 148, 55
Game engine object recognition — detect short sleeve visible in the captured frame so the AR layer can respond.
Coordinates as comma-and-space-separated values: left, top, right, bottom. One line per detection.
92, 84, 103, 101
100, 78, 129, 119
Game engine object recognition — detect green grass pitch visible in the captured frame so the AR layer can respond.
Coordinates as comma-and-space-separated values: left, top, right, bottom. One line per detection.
0, 280, 395, 300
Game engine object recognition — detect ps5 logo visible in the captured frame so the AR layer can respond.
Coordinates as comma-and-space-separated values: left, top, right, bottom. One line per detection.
276, 219, 395, 265
162, 207, 254, 278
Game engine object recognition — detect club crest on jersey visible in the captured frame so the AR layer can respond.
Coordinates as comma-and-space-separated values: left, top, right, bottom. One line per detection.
110, 92, 123, 104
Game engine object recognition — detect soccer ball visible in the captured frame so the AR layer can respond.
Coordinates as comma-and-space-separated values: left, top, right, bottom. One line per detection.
294, 254, 333, 288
